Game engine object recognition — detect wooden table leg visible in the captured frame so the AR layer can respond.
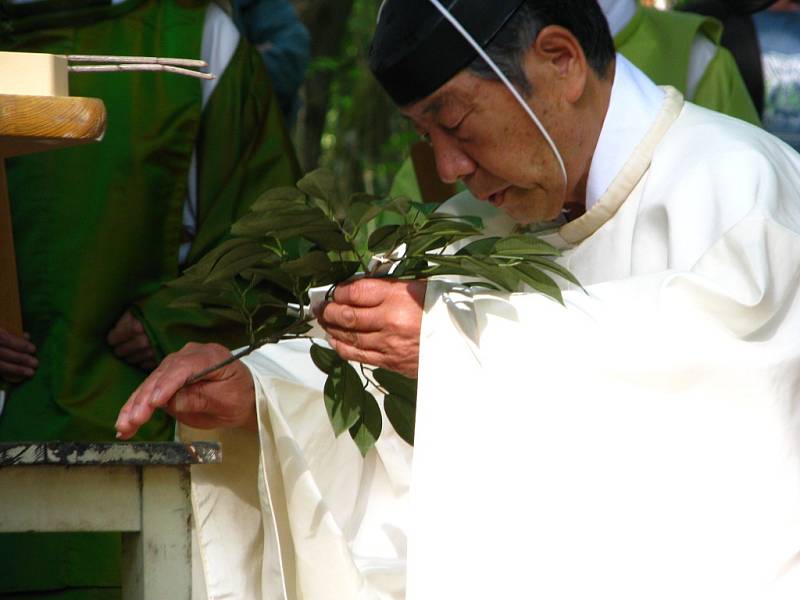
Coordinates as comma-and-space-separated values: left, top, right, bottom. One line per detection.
0, 158, 22, 336
122, 466, 193, 600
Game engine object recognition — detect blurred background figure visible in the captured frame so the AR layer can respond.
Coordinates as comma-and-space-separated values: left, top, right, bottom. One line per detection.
678, 0, 777, 118
0, 0, 298, 598
232, 0, 311, 127
600, 0, 760, 123
754, 0, 800, 151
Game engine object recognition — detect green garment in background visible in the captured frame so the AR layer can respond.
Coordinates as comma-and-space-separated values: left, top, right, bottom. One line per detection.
389, 5, 761, 201
616, 6, 760, 125
0, 0, 298, 597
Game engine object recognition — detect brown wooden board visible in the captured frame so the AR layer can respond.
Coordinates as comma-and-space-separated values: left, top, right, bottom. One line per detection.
0, 160, 21, 336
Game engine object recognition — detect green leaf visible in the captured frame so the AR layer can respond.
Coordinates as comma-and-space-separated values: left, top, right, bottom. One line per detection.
526, 257, 583, 288
347, 199, 386, 232
416, 218, 483, 238
181, 238, 261, 281
513, 263, 564, 304
305, 229, 352, 252
391, 257, 431, 279
425, 212, 484, 229
349, 391, 383, 456
297, 169, 339, 202
384, 394, 416, 446
250, 186, 306, 212
205, 307, 249, 324
282, 251, 333, 279
310, 343, 341, 374
297, 169, 348, 217
323, 371, 363, 437
373, 369, 417, 399
239, 266, 295, 292
456, 237, 500, 257
493, 235, 562, 258
204, 243, 278, 283
231, 205, 341, 242
368, 225, 403, 253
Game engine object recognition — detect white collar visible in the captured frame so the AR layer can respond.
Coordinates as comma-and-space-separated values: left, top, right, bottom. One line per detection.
598, 0, 638, 37
585, 54, 665, 212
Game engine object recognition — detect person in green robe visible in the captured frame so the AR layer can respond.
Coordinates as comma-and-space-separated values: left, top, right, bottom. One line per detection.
603, 0, 761, 124
0, 0, 299, 597
392, 0, 761, 203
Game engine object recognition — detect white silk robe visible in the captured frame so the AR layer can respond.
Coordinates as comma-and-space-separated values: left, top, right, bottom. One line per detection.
410, 88, 800, 599
185, 85, 800, 599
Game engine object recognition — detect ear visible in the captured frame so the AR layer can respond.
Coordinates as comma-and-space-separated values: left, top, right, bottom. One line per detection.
528, 25, 589, 104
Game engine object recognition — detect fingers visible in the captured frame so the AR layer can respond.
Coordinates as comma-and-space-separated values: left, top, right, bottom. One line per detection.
0, 330, 38, 382
116, 354, 197, 439
318, 303, 384, 333
329, 337, 418, 379
323, 325, 385, 352
107, 311, 144, 347
0, 329, 36, 354
332, 278, 393, 308
115, 343, 234, 439
111, 334, 153, 360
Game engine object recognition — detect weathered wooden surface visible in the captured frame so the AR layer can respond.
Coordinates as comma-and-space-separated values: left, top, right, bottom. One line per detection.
0, 441, 222, 467
0, 94, 106, 157
122, 467, 193, 600
0, 466, 141, 532
0, 441, 213, 598
0, 159, 21, 335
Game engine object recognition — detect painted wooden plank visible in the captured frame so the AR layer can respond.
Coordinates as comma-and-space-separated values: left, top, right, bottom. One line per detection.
0, 465, 141, 532
0, 441, 222, 467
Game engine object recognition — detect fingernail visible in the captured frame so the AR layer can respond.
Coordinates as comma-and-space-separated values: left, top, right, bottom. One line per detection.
115, 431, 123, 439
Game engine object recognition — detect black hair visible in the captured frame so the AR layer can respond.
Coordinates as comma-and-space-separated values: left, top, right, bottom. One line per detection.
469, 0, 616, 95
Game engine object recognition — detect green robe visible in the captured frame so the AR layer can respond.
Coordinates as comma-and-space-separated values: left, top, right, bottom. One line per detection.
616, 6, 760, 126
0, 0, 298, 596
389, 5, 761, 202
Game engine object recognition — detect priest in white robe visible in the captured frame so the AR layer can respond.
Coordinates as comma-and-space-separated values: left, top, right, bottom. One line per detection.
116, 0, 800, 598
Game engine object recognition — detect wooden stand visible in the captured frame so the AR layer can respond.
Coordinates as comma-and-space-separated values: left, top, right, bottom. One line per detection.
0, 441, 222, 600
0, 94, 106, 335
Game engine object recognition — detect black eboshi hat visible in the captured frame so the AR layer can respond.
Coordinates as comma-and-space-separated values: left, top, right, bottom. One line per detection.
369, 0, 527, 106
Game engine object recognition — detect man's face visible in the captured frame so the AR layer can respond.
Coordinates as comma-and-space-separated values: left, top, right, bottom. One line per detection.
401, 69, 571, 224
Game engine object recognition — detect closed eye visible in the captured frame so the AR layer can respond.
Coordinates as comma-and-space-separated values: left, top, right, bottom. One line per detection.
440, 109, 473, 138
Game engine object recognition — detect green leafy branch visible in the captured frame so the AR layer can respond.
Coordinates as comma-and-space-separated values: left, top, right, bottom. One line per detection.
171, 169, 576, 455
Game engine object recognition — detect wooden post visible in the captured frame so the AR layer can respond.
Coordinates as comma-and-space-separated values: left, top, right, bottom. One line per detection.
0, 442, 222, 600
122, 467, 193, 600
0, 94, 106, 336
0, 159, 22, 335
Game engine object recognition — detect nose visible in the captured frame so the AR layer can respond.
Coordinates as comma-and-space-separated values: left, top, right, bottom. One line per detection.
429, 130, 476, 184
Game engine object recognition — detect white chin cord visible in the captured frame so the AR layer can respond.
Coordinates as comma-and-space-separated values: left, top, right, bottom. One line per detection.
426, 0, 568, 189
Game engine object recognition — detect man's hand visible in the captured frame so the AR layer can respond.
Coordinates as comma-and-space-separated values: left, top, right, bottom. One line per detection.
318, 278, 426, 378
115, 342, 257, 440
107, 310, 158, 371
0, 328, 38, 383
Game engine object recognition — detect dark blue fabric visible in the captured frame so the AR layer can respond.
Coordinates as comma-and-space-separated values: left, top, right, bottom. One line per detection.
754, 10, 800, 151
232, 0, 310, 125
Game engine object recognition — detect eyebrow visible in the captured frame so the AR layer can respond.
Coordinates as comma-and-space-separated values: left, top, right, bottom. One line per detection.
422, 97, 444, 117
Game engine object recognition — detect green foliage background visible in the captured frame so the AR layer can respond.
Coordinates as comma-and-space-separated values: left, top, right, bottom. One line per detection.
293, 0, 417, 198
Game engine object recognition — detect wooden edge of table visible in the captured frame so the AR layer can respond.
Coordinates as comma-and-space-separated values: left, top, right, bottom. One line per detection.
0, 94, 107, 158
0, 441, 223, 467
